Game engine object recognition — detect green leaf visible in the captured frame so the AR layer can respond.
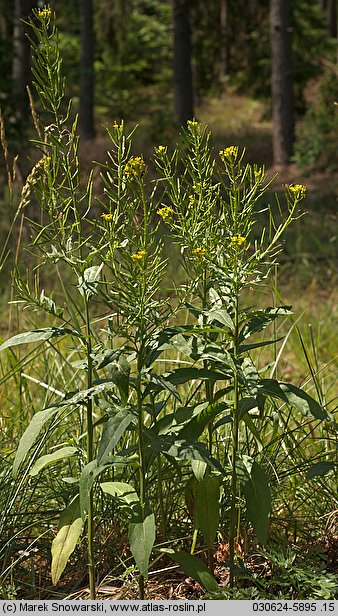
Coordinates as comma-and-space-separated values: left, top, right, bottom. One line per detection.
204, 308, 234, 331
107, 354, 130, 406
279, 383, 329, 421
148, 435, 223, 473
307, 461, 335, 479
191, 460, 207, 481
29, 446, 77, 476
239, 306, 292, 343
236, 456, 271, 546
78, 264, 103, 299
100, 481, 140, 517
164, 550, 220, 593
13, 407, 59, 478
51, 496, 84, 585
97, 408, 134, 465
79, 461, 107, 521
144, 373, 181, 401
240, 357, 259, 395
194, 476, 220, 549
238, 397, 258, 418
179, 402, 229, 441
167, 367, 227, 386
0, 327, 79, 352
129, 513, 156, 579
258, 379, 289, 403
238, 337, 283, 354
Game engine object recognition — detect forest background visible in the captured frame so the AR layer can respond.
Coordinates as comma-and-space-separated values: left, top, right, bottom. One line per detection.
0, 0, 337, 602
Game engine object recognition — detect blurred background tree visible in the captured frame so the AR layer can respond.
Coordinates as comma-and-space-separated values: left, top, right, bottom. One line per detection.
0, 0, 336, 166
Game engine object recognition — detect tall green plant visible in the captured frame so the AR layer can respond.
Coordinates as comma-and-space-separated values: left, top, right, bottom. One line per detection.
154, 124, 330, 585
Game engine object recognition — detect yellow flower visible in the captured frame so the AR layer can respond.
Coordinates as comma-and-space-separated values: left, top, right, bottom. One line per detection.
230, 235, 246, 248
155, 145, 166, 155
188, 195, 196, 205
219, 146, 239, 162
287, 184, 307, 199
113, 121, 123, 130
157, 206, 174, 221
192, 247, 207, 258
37, 5, 51, 19
124, 156, 145, 180
101, 213, 113, 221
131, 250, 147, 261
187, 120, 198, 128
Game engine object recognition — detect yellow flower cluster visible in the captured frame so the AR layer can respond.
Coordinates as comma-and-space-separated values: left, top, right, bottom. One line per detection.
155, 145, 167, 155
157, 206, 174, 221
124, 156, 145, 180
101, 213, 113, 221
287, 184, 307, 199
219, 146, 239, 162
37, 5, 51, 19
113, 121, 123, 130
187, 120, 198, 128
131, 250, 147, 261
192, 247, 206, 257
188, 195, 196, 205
230, 235, 246, 248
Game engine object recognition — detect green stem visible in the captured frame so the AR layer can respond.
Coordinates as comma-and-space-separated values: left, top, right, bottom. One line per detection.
229, 289, 240, 589
84, 298, 96, 600
136, 356, 146, 599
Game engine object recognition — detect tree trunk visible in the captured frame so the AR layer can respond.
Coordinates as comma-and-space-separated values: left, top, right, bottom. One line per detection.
270, 0, 294, 167
173, 0, 194, 126
219, 0, 229, 84
12, 0, 32, 121
327, 0, 337, 37
79, 0, 96, 140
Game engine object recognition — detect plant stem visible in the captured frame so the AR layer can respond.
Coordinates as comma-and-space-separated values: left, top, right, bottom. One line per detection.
136, 356, 146, 599
85, 298, 96, 600
229, 289, 239, 588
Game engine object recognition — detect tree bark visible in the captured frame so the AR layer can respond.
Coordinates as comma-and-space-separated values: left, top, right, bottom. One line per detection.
173, 0, 194, 126
219, 0, 229, 84
12, 0, 32, 121
270, 0, 294, 167
327, 0, 337, 37
79, 0, 96, 140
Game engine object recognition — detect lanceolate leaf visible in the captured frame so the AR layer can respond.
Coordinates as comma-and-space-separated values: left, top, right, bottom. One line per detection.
204, 308, 234, 332
29, 446, 78, 476
238, 306, 292, 343
236, 456, 271, 546
100, 481, 140, 517
97, 408, 134, 465
307, 461, 335, 479
79, 461, 107, 521
0, 327, 80, 352
148, 435, 223, 473
12, 407, 59, 478
51, 496, 83, 585
167, 367, 227, 386
77, 264, 103, 299
179, 402, 229, 441
164, 550, 220, 593
194, 476, 220, 549
279, 383, 329, 421
129, 513, 156, 579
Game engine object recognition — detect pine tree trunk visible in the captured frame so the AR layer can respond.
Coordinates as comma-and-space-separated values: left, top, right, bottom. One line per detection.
12, 0, 32, 120
219, 0, 229, 84
327, 0, 337, 37
79, 0, 96, 140
173, 0, 194, 126
270, 0, 294, 167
